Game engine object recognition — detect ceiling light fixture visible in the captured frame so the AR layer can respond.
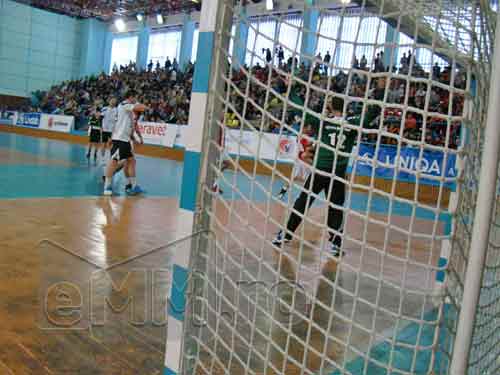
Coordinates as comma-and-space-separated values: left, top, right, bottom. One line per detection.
136, 13, 144, 22
156, 13, 164, 24
115, 18, 126, 32
266, 0, 274, 10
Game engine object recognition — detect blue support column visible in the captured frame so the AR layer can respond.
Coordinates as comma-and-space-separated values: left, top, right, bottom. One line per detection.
136, 25, 151, 71
79, 18, 109, 77
384, 24, 399, 70
179, 15, 196, 71
333, 17, 344, 68
300, 6, 319, 64
232, 6, 249, 68
103, 32, 113, 74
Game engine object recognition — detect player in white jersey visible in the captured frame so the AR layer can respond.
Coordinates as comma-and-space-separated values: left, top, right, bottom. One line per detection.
100, 98, 118, 158
100, 98, 118, 180
277, 123, 314, 199
103, 90, 146, 196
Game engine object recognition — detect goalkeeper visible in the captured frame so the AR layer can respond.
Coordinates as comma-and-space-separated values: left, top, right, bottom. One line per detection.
272, 96, 379, 257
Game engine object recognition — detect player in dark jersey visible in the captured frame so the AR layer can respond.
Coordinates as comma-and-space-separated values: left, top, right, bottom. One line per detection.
87, 107, 102, 162
272, 96, 378, 257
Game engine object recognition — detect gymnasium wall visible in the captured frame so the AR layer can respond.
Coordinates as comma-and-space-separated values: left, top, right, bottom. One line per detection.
0, 0, 82, 97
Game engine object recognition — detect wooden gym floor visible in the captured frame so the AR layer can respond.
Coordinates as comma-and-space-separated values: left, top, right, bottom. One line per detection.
0, 129, 446, 374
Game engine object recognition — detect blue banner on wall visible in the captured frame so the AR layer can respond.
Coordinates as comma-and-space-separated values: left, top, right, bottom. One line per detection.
351, 143, 457, 187
17, 112, 41, 128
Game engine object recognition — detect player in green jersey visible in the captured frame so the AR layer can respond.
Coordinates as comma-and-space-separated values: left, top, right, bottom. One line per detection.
273, 96, 378, 257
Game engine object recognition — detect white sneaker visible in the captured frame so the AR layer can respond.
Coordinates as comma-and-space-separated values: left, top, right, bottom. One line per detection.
103, 186, 113, 196
272, 230, 291, 247
329, 237, 345, 258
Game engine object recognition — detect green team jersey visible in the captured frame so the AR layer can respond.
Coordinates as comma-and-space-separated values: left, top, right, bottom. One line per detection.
307, 107, 379, 173
316, 117, 357, 172
88, 115, 102, 130
288, 83, 380, 173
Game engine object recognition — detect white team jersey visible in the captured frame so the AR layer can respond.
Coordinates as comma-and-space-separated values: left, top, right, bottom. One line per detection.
102, 106, 117, 133
113, 102, 135, 142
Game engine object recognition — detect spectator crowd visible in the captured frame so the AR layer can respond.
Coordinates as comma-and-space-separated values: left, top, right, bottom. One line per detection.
226, 48, 464, 149
30, 58, 195, 128
5, 47, 465, 150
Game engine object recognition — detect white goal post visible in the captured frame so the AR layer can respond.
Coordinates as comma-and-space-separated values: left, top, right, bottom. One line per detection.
165, 1, 500, 374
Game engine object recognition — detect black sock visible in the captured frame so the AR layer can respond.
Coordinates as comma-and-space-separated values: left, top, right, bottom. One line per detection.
329, 234, 342, 247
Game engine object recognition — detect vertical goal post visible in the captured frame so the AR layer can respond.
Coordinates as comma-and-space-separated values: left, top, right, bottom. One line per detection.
165, 0, 500, 374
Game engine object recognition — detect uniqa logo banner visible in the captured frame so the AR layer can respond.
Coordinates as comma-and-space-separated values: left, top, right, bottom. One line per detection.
354, 143, 457, 185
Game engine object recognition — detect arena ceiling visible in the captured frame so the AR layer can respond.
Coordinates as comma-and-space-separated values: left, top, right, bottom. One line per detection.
12, 0, 201, 20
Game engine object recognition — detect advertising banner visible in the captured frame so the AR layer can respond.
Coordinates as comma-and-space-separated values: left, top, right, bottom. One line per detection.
223, 130, 456, 186
353, 143, 457, 186
224, 129, 259, 157
16, 112, 41, 128
224, 130, 298, 162
277, 135, 298, 161
136, 121, 178, 147
40, 114, 74, 133
0, 110, 17, 125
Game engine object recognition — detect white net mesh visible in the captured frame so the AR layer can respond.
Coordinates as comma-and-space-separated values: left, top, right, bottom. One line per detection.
179, 1, 497, 374
438, 1, 500, 374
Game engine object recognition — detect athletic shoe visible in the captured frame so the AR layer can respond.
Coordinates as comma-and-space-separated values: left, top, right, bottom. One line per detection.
125, 183, 132, 193
329, 236, 345, 258
272, 230, 291, 247
277, 187, 288, 200
103, 186, 113, 196
127, 185, 145, 196
211, 184, 223, 195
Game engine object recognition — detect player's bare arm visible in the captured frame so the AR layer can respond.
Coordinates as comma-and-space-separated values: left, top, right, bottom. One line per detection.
133, 122, 144, 145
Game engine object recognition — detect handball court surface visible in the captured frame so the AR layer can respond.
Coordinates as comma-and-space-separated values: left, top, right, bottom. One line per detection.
0, 130, 446, 374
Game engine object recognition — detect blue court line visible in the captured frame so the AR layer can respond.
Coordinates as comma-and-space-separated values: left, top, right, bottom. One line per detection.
331, 305, 453, 375
217, 172, 449, 222
167, 264, 189, 322
0, 132, 183, 199
0, 132, 449, 223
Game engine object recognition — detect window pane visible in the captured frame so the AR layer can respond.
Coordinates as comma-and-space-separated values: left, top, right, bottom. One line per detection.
277, 15, 303, 58
246, 17, 277, 66
355, 17, 387, 65
317, 14, 387, 71
316, 14, 341, 64
228, 24, 236, 61
148, 29, 182, 67
191, 26, 199, 63
397, 32, 448, 70
397, 32, 414, 67
110, 36, 138, 73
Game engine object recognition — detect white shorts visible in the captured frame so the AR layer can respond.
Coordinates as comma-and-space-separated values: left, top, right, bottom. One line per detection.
292, 161, 310, 181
